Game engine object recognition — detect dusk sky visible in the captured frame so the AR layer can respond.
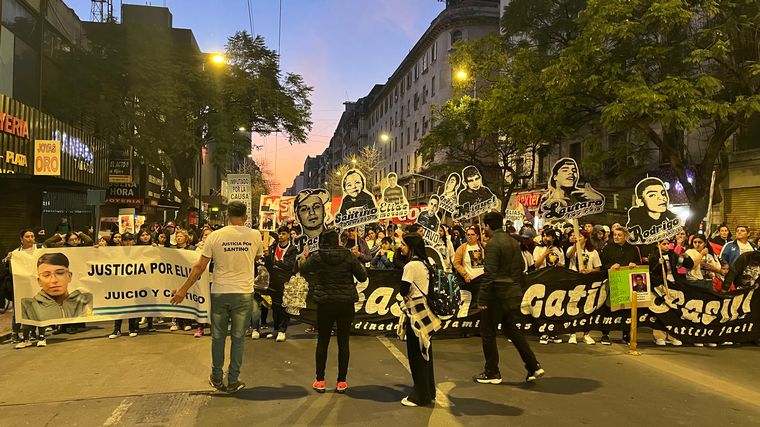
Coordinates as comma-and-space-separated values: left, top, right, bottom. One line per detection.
66, 0, 446, 194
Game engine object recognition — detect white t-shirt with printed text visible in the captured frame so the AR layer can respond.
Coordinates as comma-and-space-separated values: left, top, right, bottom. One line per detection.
201, 225, 263, 294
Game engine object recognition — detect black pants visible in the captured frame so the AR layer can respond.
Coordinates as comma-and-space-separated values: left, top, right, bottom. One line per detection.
22, 325, 45, 340
114, 318, 139, 333
272, 304, 290, 333
315, 302, 354, 382
405, 321, 436, 405
481, 304, 539, 375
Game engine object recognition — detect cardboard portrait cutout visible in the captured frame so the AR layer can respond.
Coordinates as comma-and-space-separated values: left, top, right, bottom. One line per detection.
378, 172, 410, 219
335, 169, 379, 229
259, 211, 277, 232
416, 195, 442, 246
455, 166, 498, 220
538, 158, 605, 221
439, 172, 462, 215
625, 177, 683, 245
293, 188, 331, 255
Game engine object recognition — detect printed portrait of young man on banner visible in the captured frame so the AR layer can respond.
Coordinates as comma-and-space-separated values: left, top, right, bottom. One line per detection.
538, 157, 605, 221
378, 172, 409, 220
292, 188, 331, 255
456, 166, 498, 220
625, 177, 684, 245
439, 172, 462, 215
416, 195, 442, 246
335, 169, 379, 228
259, 211, 277, 232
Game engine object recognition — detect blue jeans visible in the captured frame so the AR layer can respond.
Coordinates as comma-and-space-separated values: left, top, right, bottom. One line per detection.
250, 294, 261, 331
210, 293, 252, 384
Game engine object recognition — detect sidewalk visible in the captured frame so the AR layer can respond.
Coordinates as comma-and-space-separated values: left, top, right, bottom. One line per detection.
0, 308, 12, 338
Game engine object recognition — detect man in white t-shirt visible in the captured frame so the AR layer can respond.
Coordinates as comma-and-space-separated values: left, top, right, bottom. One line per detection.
172, 201, 263, 393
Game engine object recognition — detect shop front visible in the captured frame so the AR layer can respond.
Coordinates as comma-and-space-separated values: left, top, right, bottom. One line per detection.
0, 94, 107, 254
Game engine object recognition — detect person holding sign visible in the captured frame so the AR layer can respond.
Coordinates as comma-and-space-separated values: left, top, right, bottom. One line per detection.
533, 229, 565, 269
565, 230, 601, 345
599, 227, 641, 345
21, 253, 93, 323
648, 239, 689, 346
684, 235, 722, 291
171, 201, 263, 394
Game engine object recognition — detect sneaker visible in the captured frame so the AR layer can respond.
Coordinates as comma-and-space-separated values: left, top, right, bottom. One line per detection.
666, 337, 682, 346
276, 332, 286, 342
170, 321, 179, 331
539, 335, 549, 345
583, 334, 596, 345
209, 375, 225, 392
312, 380, 326, 393
551, 336, 562, 344
108, 331, 121, 339
473, 372, 502, 384
36, 339, 47, 347
147, 326, 157, 332
139, 317, 147, 326
266, 333, 274, 339
129, 331, 138, 337
693, 343, 704, 347
654, 338, 666, 346
183, 325, 192, 331
401, 397, 419, 407
45, 327, 53, 333
305, 326, 318, 334
336, 381, 347, 393
622, 333, 630, 344
568, 334, 578, 344
251, 330, 260, 340
601, 335, 611, 345
261, 325, 269, 331
15, 341, 33, 349
707, 343, 718, 347
722, 341, 734, 346
526, 367, 545, 383
194, 328, 203, 338
227, 381, 245, 393
10, 334, 21, 344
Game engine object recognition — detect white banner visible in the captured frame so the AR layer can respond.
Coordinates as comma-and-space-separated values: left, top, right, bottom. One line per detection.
228, 174, 252, 228
11, 247, 210, 327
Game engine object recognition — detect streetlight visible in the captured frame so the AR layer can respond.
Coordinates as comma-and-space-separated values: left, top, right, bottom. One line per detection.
455, 69, 469, 81
211, 53, 226, 64
238, 126, 247, 132
380, 133, 390, 143
351, 158, 357, 165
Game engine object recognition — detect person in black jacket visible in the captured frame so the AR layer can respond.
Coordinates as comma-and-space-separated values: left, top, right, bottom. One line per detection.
299, 229, 367, 394
648, 239, 690, 346
722, 250, 760, 291
265, 226, 299, 341
474, 212, 544, 385
599, 227, 642, 345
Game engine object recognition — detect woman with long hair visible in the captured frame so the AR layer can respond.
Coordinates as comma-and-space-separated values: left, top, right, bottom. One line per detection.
398, 234, 440, 407
684, 234, 721, 291
565, 230, 601, 345
435, 225, 456, 273
453, 225, 485, 286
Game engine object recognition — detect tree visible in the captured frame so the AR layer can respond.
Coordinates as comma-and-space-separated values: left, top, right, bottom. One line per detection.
543, 0, 760, 230
60, 27, 312, 223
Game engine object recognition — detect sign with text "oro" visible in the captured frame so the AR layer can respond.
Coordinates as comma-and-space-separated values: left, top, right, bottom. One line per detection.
34, 140, 61, 176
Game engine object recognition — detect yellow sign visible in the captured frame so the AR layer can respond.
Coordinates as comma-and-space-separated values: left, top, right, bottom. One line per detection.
34, 140, 61, 176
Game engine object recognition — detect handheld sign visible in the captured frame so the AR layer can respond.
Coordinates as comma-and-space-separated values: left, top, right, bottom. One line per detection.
378, 172, 410, 220
292, 188, 331, 255
455, 166, 499, 220
416, 195, 442, 246
625, 177, 684, 245
538, 158, 605, 221
334, 169, 379, 229
439, 172, 462, 215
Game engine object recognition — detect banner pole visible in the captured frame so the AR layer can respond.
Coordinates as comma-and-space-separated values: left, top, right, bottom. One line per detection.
658, 245, 670, 294
705, 170, 717, 237
629, 290, 641, 356
572, 218, 585, 272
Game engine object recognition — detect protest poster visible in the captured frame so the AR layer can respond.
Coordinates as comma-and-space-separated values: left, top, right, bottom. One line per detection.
334, 169, 379, 229
11, 247, 210, 327
259, 211, 277, 232
260, 195, 296, 224
538, 158, 605, 221
439, 172, 462, 215
118, 208, 135, 234
416, 195, 442, 246
228, 174, 252, 228
378, 172, 410, 220
608, 266, 652, 310
625, 177, 684, 245
292, 188, 331, 255
455, 166, 499, 220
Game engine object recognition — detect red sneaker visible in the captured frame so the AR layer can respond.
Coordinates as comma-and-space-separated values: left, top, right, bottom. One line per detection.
336, 381, 348, 393
312, 380, 326, 393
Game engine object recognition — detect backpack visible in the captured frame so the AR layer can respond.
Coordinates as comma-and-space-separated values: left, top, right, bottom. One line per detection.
420, 263, 461, 319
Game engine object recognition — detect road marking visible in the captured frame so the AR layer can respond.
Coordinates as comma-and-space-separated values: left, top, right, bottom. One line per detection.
103, 398, 132, 426
376, 336, 462, 426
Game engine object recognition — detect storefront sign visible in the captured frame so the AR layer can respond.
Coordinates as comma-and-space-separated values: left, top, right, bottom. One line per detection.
516, 192, 542, 208
33, 140, 61, 176
145, 166, 163, 200
108, 148, 132, 183
107, 183, 143, 205
0, 112, 29, 138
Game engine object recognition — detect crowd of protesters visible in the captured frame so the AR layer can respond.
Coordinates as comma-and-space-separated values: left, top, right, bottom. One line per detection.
2, 210, 760, 402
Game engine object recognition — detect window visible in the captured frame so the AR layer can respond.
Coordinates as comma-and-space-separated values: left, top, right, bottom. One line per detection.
394, 137, 398, 153
400, 83, 405, 97
3, 0, 39, 44
414, 93, 419, 111
400, 130, 404, 149
394, 161, 398, 174
394, 86, 398, 102
431, 76, 436, 97
422, 85, 427, 104
431, 42, 438, 62
422, 116, 428, 134
451, 30, 463, 46
407, 128, 411, 146
401, 105, 404, 119
407, 72, 412, 89
407, 155, 410, 173
407, 100, 411, 116
423, 51, 429, 71
401, 158, 404, 175
414, 122, 419, 140
414, 63, 419, 81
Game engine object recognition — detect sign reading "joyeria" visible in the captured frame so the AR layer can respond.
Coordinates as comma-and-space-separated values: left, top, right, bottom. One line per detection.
0, 112, 30, 139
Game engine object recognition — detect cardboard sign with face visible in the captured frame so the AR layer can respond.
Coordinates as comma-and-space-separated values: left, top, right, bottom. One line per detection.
379, 172, 410, 219
625, 177, 683, 245
259, 211, 277, 232
335, 169, 379, 228
416, 195, 442, 246
292, 188, 331, 254
538, 158, 605, 221
438, 172, 461, 215
455, 166, 498, 220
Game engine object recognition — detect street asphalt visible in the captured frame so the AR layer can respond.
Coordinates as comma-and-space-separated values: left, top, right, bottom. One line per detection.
1, 320, 759, 427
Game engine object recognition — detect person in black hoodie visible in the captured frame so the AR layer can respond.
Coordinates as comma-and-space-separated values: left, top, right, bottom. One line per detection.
299, 229, 367, 394
265, 226, 299, 341
648, 239, 690, 346
599, 227, 641, 345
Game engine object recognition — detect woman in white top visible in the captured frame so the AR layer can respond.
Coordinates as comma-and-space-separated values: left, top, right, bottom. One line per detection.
684, 235, 721, 290
399, 234, 436, 407
565, 230, 601, 345
434, 225, 456, 273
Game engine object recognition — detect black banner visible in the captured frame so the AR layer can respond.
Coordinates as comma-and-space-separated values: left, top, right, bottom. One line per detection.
288, 267, 759, 343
